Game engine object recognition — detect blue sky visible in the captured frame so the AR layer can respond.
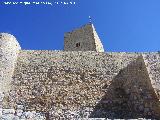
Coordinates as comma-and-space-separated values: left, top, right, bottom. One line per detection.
0, 0, 160, 52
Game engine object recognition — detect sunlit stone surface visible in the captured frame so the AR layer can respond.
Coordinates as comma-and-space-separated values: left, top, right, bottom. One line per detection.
0, 24, 160, 119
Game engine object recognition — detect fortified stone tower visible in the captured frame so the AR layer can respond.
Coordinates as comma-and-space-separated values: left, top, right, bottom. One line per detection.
64, 23, 104, 52
0, 33, 21, 92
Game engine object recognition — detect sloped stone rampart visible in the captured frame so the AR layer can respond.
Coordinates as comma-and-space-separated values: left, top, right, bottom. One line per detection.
142, 53, 160, 100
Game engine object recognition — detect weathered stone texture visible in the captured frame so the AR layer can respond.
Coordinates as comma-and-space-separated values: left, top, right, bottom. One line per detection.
0, 33, 21, 92
143, 53, 160, 100
64, 24, 104, 52
1, 25, 160, 119
2, 50, 157, 119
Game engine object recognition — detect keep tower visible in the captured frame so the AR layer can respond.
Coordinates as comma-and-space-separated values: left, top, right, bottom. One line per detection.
64, 23, 104, 52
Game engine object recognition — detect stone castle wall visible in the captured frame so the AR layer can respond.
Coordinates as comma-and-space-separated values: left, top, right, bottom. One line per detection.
1, 50, 158, 119
0, 27, 160, 119
0, 33, 21, 93
143, 53, 160, 100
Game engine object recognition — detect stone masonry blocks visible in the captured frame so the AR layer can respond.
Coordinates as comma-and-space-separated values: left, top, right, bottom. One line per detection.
64, 24, 104, 52
0, 33, 21, 93
1, 24, 160, 119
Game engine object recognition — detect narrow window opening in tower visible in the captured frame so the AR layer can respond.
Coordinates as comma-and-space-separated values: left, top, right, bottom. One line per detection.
76, 43, 80, 47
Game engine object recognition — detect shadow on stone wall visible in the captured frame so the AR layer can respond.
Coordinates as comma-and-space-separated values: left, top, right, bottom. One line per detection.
89, 56, 160, 119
